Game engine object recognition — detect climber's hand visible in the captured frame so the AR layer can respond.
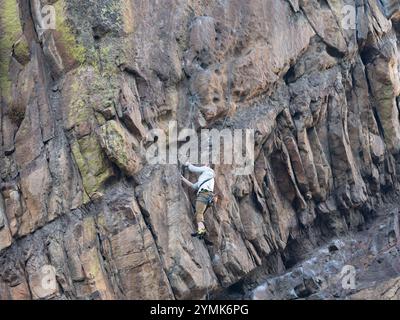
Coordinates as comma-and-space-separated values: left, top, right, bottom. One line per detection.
178, 159, 189, 167
181, 175, 194, 189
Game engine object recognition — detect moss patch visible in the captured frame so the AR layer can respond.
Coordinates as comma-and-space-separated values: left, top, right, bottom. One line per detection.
7, 98, 25, 125
13, 35, 30, 65
67, 97, 92, 130
53, 0, 86, 65
0, 0, 22, 102
98, 120, 142, 176
63, 67, 119, 199
71, 134, 114, 199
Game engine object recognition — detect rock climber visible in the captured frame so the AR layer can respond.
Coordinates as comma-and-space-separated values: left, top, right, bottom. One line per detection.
181, 162, 215, 238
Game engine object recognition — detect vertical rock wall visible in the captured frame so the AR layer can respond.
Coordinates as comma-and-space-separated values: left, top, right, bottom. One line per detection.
1, 0, 400, 299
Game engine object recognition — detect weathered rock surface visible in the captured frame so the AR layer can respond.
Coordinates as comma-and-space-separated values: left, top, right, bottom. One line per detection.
248, 203, 400, 300
1, 0, 400, 300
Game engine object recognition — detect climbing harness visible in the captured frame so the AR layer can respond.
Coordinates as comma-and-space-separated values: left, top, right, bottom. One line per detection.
197, 177, 214, 194
196, 190, 214, 205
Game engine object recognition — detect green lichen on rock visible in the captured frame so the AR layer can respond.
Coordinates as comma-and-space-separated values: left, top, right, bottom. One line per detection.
71, 134, 114, 200
0, 0, 22, 102
7, 99, 25, 125
98, 120, 142, 176
101, 1, 122, 22
86, 42, 121, 77
53, 0, 86, 65
64, 67, 104, 129
63, 67, 119, 199
13, 35, 30, 65
67, 97, 92, 130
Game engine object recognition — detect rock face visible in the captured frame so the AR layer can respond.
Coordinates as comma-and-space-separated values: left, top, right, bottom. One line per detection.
248, 204, 400, 300
1, 0, 400, 300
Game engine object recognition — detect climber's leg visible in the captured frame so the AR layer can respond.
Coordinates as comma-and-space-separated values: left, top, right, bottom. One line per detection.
192, 199, 208, 237
196, 200, 207, 228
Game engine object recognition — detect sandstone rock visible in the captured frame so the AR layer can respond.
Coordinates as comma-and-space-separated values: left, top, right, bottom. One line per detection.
135, 166, 219, 299
367, 54, 400, 154
18, 155, 51, 236
14, 100, 43, 170
0, 212, 12, 252
70, 134, 114, 200
1, 183, 22, 237
118, 81, 147, 139
1, 0, 400, 301
98, 119, 143, 176
299, 0, 348, 54
349, 277, 400, 300
249, 207, 400, 300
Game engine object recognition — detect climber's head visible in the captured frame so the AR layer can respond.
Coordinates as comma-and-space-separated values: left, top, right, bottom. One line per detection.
198, 163, 215, 170
206, 163, 216, 171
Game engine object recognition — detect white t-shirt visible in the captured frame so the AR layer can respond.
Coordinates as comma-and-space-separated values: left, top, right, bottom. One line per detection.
188, 164, 215, 194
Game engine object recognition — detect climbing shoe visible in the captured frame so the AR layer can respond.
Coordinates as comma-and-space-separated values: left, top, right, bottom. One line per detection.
191, 228, 207, 238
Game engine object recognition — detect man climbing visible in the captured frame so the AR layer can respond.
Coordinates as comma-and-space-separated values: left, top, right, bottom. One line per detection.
181, 162, 215, 238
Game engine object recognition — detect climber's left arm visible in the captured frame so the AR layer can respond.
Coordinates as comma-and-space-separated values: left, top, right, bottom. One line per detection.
181, 175, 197, 190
